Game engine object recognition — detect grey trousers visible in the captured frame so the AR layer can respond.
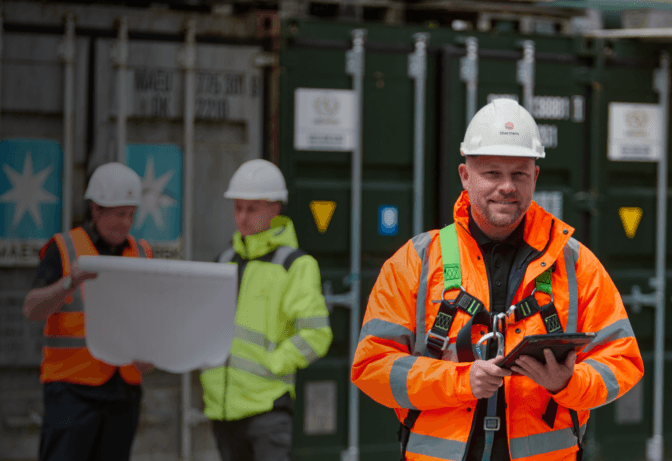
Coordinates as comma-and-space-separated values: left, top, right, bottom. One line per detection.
212, 411, 293, 461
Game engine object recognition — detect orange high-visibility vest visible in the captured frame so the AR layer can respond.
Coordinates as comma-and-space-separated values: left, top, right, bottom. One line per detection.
351, 191, 644, 461
39, 227, 153, 386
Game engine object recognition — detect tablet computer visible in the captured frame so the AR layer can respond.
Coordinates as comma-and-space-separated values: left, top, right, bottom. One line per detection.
499, 333, 596, 370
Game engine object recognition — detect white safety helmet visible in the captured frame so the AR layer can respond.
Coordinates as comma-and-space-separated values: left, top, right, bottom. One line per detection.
84, 162, 142, 207
224, 159, 288, 204
460, 98, 545, 159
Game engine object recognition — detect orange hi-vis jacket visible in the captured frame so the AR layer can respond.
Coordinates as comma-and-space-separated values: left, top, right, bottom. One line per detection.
351, 191, 644, 461
39, 227, 153, 386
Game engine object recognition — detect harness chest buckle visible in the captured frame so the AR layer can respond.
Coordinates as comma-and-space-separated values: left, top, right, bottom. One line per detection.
484, 416, 500, 431
426, 331, 450, 351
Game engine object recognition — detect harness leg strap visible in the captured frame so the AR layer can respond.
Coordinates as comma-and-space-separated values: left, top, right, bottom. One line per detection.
570, 409, 583, 461
482, 391, 500, 461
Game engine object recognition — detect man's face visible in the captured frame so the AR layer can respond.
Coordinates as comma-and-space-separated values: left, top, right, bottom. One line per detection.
458, 155, 539, 239
234, 199, 281, 238
91, 204, 137, 247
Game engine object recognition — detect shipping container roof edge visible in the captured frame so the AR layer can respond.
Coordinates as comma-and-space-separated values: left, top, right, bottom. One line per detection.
2, 1, 262, 39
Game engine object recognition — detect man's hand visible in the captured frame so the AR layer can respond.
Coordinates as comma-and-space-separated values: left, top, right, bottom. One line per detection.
470, 356, 512, 400
510, 349, 576, 394
70, 262, 98, 288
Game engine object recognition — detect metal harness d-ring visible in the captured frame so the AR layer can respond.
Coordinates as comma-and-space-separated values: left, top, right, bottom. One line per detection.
431, 286, 465, 304
530, 287, 555, 305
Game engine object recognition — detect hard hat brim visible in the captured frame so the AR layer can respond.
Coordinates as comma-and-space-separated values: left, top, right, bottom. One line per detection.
84, 194, 141, 207
460, 143, 545, 159
223, 191, 288, 203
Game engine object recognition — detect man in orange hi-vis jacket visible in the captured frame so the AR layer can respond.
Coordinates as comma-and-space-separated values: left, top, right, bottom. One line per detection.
23, 162, 154, 461
351, 99, 643, 461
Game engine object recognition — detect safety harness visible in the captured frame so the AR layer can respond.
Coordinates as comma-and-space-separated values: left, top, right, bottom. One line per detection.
398, 223, 583, 461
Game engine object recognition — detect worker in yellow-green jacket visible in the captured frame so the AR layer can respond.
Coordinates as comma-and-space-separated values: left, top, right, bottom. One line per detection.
201, 159, 333, 461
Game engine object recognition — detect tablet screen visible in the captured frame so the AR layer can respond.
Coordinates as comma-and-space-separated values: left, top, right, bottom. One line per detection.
499, 333, 595, 370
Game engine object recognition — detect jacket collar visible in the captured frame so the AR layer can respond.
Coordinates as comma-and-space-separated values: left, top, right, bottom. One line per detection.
453, 190, 574, 263
233, 215, 299, 260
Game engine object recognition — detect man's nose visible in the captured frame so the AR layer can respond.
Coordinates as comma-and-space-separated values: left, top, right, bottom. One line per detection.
498, 176, 516, 194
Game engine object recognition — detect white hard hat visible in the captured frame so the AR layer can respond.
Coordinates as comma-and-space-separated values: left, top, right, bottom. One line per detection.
224, 159, 288, 203
460, 98, 545, 159
84, 162, 142, 207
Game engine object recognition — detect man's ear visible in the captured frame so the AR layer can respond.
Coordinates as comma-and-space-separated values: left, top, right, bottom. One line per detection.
90, 202, 99, 220
458, 163, 469, 190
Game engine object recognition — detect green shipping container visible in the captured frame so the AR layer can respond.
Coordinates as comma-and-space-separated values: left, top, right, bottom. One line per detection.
280, 18, 672, 461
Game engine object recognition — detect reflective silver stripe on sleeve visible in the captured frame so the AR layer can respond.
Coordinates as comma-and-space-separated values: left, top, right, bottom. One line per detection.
290, 334, 320, 364
294, 316, 330, 330
228, 355, 294, 386
358, 318, 415, 352
406, 432, 467, 460
61, 234, 84, 313
581, 318, 635, 354
564, 238, 580, 333
235, 325, 277, 352
510, 424, 587, 459
45, 336, 87, 348
412, 232, 431, 356
218, 248, 236, 263
585, 358, 620, 407
137, 241, 147, 258
390, 355, 419, 410
272, 246, 295, 267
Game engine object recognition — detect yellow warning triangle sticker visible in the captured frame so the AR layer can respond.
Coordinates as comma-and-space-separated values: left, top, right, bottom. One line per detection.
310, 201, 336, 234
619, 207, 643, 239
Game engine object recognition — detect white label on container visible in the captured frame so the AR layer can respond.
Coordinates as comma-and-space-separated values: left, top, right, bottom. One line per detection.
608, 103, 663, 162
533, 191, 563, 220
294, 89, 356, 151
303, 380, 337, 435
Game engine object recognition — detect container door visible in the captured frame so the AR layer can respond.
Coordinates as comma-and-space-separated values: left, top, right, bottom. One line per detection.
281, 20, 436, 461
586, 39, 667, 461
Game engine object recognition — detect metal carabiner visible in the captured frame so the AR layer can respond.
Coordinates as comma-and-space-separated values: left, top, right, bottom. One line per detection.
492, 313, 508, 357
492, 312, 508, 334
475, 331, 504, 360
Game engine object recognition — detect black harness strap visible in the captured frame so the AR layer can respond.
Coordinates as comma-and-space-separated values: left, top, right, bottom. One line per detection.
399, 291, 488, 460
455, 309, 492, 363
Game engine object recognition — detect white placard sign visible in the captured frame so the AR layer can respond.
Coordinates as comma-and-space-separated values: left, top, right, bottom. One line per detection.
294, 88, 356, 151
608, 103, 663, 162
78, 256, 237, 373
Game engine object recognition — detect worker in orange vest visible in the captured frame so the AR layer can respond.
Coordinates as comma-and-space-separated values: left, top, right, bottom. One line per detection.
351, 99, 643, 461
23, 162, 154, 461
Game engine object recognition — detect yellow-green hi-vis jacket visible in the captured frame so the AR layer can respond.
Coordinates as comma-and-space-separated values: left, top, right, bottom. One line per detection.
201, 216, 333, 421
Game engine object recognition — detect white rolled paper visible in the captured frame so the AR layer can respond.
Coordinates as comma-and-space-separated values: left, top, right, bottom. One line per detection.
78, 255, 237, 373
